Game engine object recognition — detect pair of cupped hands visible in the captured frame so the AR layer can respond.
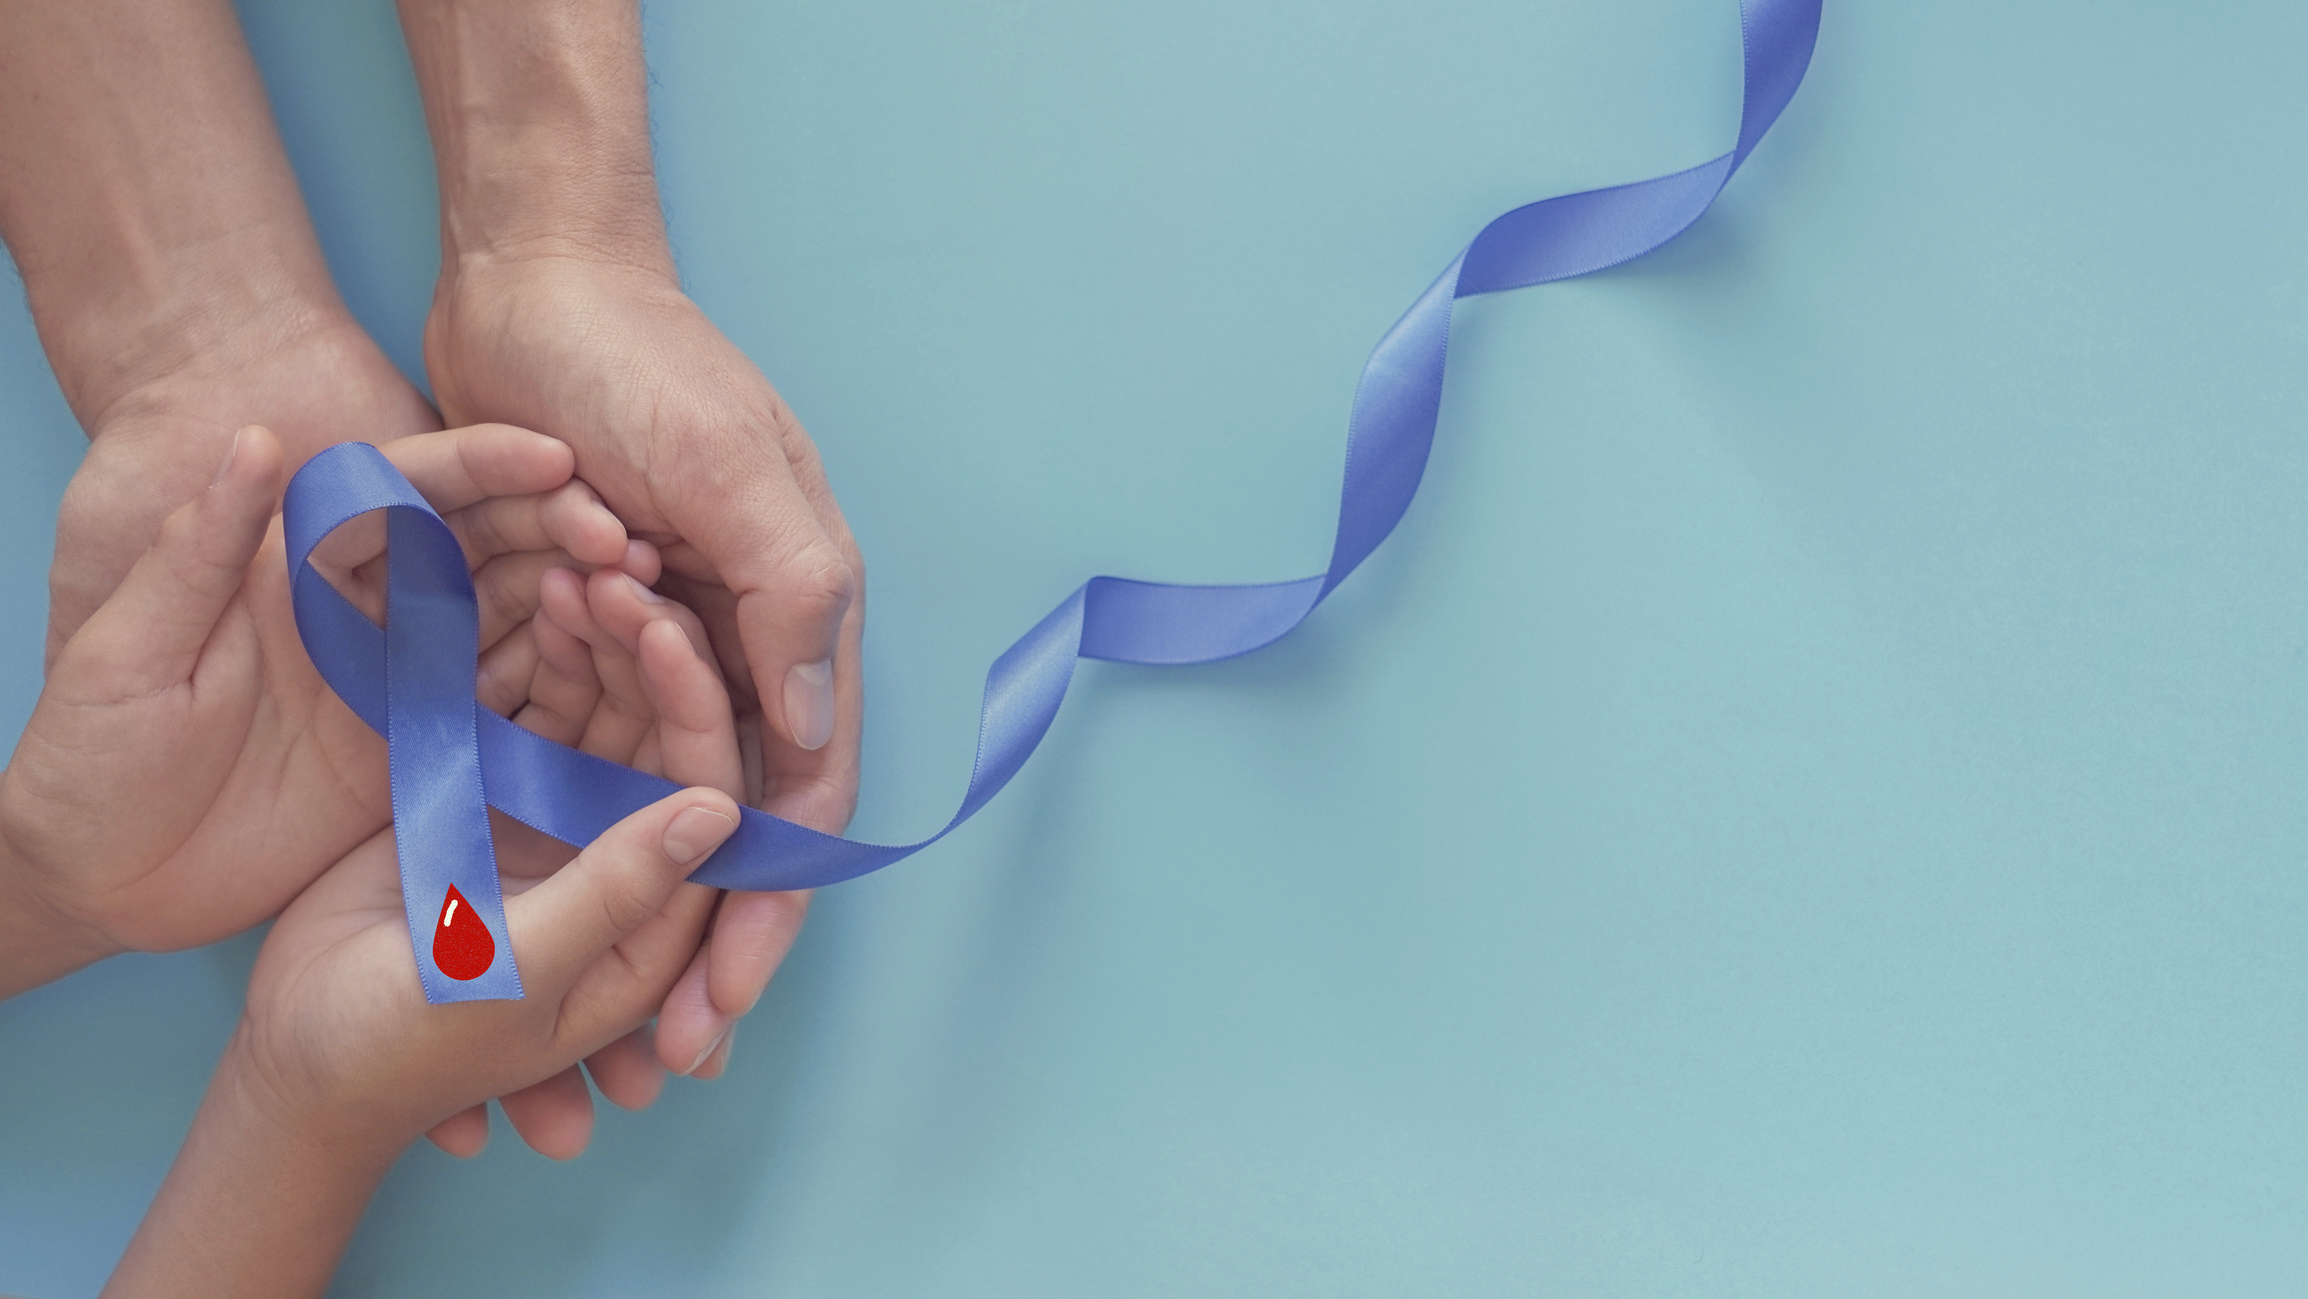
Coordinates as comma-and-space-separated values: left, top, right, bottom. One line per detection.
2, 417, 788, 1165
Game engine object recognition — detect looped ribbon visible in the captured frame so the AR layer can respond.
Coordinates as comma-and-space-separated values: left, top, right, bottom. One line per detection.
285, 0, 1821, 1003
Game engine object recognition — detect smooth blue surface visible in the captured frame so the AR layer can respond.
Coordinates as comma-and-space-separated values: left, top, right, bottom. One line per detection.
6, 0, 2308, 1295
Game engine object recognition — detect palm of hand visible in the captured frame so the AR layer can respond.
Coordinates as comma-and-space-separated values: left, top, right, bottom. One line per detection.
7, 530, 384, 953
239, 825, 599, 1136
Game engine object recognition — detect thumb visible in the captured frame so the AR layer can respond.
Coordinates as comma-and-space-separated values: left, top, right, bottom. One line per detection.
505, 787, 739, 994
59, 425, 282, 697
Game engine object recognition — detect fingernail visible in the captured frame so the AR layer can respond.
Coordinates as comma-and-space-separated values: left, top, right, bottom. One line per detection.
784, 660, 836, 751
209, 426, 248, 486
662, 806, 736, 864
624, 573, 666, 604
685, 1024, 732, 1077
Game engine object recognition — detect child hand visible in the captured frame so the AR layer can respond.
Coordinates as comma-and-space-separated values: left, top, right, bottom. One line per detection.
544, 567, 812, 1093
0, 423, 634, 995
425, 565, 770, 1159
101, 585, 748, 1298
106, 780, 739, 1297
243, 616, 740, 1145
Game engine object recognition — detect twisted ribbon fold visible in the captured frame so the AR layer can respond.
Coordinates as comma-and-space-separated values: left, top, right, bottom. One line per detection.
285, 0, 1822, 1002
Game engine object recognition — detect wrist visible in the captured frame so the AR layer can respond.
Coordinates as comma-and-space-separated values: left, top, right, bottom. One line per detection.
43, 269, 359, 441
433, 244, 683, 317
0, 0, 357, 433
398, 0, 676, 280
213, 1022, 415, 1169
104, 1025, 405, 1297
423, 249, 693, 431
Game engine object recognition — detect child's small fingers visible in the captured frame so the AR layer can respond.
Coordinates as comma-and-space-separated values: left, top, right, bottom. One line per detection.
574, 676, 656, 766
477, 621, 540, 718
635, 617, 734, 738
308, 425, 573, 574
62, 426, 282, 697
614, 539, 664, 586
497, 1066, 595, 1162
380, 424, 576, 515
657, 575, 758, 710
538, 562, 659, 763
425, 1104, 490, 1158
574, 569, 728, 766
587, 568, 719, 672
513, 583, 605, 746
637, 620, 746, 798
537, 482, 628, 566
632, 731, 665, 777
449, 480, 627, 571
561, 589, 659, 766
507, 788, 739, 995
584, 1027, 667, 1111
473, 549, 591, 649
706, 889, 812, 1019
652, 944, 734, 1078
539, 561, 601, 643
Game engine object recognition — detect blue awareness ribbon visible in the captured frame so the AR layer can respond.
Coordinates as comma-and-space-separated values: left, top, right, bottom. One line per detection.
284, 0, 1821, 1003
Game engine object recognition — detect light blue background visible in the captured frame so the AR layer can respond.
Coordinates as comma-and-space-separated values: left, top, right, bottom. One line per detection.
5, 0, 2307, 1294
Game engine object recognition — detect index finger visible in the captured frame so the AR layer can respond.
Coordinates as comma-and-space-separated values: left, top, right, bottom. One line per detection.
311, 425, 578, 572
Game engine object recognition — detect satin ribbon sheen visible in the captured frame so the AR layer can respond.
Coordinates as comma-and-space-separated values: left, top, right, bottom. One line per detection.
285, 0, 1822, 1002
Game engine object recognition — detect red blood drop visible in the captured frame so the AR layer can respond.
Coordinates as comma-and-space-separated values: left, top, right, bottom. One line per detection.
431, 884, 496, 981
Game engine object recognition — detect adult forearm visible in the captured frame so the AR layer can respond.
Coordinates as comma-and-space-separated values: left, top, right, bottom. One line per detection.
396, 0, 674, 278
104, 1030, 405, 1299
0, 0, 346, 427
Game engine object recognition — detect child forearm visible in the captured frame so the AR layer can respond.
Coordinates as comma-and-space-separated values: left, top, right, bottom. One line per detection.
103, 1027, 406, 1299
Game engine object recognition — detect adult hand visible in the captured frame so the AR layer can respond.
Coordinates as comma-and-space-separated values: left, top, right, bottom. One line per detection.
428, 257, 863, 825
425, 255, 853, 1073
397, 0, 856, 1076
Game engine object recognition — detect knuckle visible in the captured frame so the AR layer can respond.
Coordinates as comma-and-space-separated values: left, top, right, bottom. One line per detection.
770, 771, 859, 837
597, 872, 657, 937
152, 504, 202, 560
458, 508, 509, 560
773, 542, 857, 622
157, 507, 234, 592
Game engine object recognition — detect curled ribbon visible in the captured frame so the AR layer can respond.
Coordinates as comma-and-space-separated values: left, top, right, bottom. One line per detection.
285, 0, 1822, 1002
